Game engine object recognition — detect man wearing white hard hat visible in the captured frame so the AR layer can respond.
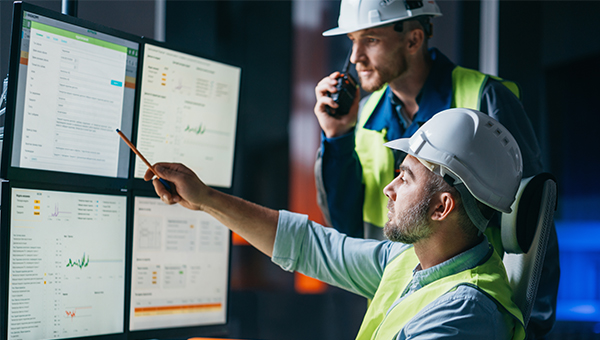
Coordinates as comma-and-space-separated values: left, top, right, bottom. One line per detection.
313, 1, 558, 338
147, 109, 527, 339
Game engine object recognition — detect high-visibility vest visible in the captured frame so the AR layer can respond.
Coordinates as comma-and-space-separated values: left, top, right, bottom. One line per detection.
354, 246, 526, 340
355, 66, 520, 230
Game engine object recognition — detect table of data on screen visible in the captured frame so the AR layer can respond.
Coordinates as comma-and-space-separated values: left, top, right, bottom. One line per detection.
14, 20, 130, 177
130, 196, 229, 331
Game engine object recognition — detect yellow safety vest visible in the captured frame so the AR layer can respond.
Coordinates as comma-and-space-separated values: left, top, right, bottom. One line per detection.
355, 247, 526, 340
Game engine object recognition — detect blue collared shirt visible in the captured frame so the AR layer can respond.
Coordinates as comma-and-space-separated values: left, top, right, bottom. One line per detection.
272, 210, 513, 340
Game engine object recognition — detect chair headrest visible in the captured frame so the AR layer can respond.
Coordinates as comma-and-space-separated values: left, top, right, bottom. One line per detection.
501, 173, 557, 254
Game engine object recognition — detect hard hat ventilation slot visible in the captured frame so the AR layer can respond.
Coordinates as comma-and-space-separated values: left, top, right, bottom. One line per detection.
405, 1, 424, 10
502, 137, 510, 146
485, 121, 494, 129
494, 128, 502, 136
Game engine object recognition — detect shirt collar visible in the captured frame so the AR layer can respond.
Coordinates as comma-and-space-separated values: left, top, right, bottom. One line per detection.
407, 236, 493, 293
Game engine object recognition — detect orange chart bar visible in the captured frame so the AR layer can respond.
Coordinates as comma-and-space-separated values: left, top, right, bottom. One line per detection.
125, 75, 136, 89
20, 51, 28, 65
135, 303, 222, 316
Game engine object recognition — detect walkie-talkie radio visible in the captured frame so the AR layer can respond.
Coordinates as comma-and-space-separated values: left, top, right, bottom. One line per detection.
326, 49, 358, 117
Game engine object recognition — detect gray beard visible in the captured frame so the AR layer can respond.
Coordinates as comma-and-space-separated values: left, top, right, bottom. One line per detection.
384, 195, 433, 244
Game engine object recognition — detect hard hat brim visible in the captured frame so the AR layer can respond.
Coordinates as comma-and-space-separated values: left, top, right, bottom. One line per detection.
383, 138, 410, 153
322, 13, 442, 36
322, 19, 399, 36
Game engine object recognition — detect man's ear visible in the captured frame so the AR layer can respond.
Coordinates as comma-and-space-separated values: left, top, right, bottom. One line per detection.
406, 28, 425, 54
430, 192, 455, 221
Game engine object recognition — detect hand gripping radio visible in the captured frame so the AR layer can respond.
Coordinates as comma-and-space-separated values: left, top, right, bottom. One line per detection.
326, 49, 358, 117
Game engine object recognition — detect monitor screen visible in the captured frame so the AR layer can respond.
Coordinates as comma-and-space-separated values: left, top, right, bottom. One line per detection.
129, 195, 230, 333
3, 3, 138, 180
133, 43, 240, 188
4, 185, 127, 340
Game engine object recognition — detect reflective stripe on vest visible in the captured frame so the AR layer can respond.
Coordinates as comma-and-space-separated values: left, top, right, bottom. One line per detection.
355, 66, 520, 229
354, 247, 526, 340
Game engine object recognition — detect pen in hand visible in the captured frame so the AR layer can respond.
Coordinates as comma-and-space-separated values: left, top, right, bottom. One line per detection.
115, 129, 172, 191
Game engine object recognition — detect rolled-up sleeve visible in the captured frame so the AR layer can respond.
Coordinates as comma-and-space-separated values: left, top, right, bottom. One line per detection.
272, 210, 410, 299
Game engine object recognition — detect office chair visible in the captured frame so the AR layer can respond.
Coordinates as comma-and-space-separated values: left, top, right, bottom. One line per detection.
500, 173, 558, 328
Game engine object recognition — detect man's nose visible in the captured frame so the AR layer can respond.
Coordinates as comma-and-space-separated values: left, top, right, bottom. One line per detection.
383, 183, 395, 201
350, 43, 364, 65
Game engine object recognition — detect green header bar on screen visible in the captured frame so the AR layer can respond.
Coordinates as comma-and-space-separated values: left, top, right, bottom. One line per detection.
31, 21, 127, 53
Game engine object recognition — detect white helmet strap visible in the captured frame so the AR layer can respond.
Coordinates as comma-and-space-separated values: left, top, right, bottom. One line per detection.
443, 175, 490, 235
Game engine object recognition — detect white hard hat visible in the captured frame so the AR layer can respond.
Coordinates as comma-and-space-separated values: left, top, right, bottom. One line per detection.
384, 108, 523, 215
323, 0, 442, 36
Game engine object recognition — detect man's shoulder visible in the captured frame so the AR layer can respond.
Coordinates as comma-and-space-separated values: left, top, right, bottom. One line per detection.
480, 76, 522, 107
451, 65, 519, 90
452, 65, 518, 85
423, 285, 506, 323
402, 285, 511, 339
434, 284, 501, 313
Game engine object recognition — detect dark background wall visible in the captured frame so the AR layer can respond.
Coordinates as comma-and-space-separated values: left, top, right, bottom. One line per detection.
2, 0, 600, 338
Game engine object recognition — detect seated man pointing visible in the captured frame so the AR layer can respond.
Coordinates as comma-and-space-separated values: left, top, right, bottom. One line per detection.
145, 108, 526, 340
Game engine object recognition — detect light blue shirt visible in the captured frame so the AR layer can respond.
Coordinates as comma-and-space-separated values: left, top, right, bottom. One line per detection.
272, 210, 514, 340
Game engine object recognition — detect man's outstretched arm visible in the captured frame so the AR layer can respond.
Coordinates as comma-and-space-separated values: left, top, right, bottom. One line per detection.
145, 162, 279, 257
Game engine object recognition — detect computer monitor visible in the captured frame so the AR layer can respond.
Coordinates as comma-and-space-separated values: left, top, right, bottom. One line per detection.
1, 2, 139, 186
128, 193, 230, 339
0, 181, 128, 340
133, 41, 240, 189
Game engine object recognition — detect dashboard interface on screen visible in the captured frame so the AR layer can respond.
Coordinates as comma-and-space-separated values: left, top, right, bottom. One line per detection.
130, 196, 229, 331
134, 43, 240, 188
7, 187, 127, 340
9, 9, 138, 178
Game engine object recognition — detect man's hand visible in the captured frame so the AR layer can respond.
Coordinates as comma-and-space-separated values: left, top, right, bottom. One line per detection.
314, 71, 360, 138
144, 162, 211, 212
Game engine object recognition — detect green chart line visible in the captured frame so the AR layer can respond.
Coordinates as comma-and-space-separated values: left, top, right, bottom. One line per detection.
66, 253, 90, 269
184, 124, 206, 135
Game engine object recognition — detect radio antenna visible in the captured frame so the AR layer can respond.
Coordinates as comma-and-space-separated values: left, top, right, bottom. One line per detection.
341, 48, 352, 74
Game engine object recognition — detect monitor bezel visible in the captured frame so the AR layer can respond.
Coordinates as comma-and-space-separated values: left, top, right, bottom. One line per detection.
128, 38, 241, 195
0, 179, 130, 340
125, 188, 231, 340
1, 1, 141, 189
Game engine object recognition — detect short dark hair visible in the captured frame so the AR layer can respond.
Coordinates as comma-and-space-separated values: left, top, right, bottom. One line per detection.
393, 16, 433, 38
424, 170, 493, 239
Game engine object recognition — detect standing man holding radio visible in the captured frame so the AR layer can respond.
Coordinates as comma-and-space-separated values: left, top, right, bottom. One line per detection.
313, 0, 558, 339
